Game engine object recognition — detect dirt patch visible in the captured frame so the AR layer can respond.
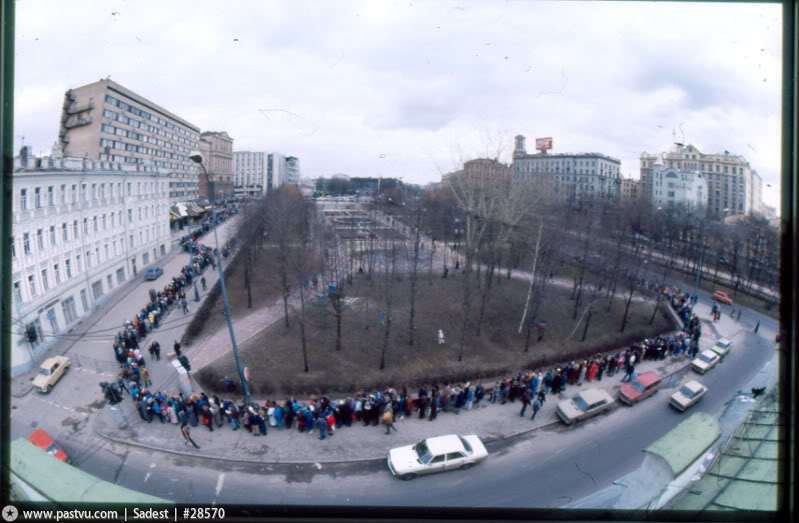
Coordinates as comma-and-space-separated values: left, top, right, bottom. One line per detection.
197, 272, 673, 397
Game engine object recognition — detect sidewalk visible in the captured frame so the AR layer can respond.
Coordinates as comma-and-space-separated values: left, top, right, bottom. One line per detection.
93, 326, 721, 465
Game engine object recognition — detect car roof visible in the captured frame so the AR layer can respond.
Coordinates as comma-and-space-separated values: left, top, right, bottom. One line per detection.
700, 349, 718, 358
716, 338, 731, 346
40, 356, 67, 367
28, 428, 54, 448
425, 435, 466, 456
634, 371, 662, 387
683, 381, 705, 393
578, 388, 609, 405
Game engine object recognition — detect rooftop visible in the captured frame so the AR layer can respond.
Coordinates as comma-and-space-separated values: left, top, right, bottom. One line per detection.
425, 434, 466, 456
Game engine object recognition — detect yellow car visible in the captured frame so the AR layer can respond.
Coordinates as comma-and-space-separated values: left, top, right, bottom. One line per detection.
32, 356, 70, 393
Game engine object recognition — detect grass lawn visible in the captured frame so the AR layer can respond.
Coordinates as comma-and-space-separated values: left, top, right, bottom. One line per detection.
196, 270, 674, 396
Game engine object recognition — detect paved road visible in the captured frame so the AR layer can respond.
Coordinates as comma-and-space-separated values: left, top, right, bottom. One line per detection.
10, 284, 777, 507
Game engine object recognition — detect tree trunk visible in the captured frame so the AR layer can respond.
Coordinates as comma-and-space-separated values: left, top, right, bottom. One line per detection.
581, 304, 593, 341
619, 284, 634, 333
458, 250, 473, 362
335, 299, 342, 351
476, 260, 496, 336
298, 280, 310, 372
408, 209, 422, 346
244, 249, 253, 309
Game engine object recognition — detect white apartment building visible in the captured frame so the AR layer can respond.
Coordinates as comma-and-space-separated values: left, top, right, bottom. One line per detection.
640, 144, 763, 218
285, 156, 301, 185
512, 135, 621, 202
233, 151, 267, 196
649, 164, 708, 210
58, 78, 201, 205
9, 154, 172, 376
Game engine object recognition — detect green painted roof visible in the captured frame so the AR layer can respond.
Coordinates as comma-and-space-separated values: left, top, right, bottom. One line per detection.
668, 392, 781, 512
10, 438, 171, 504
644, 412, 720, 476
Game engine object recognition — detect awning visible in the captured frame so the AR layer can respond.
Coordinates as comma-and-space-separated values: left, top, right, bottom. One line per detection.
186, 203, 206, 217
170, 204, 189, 219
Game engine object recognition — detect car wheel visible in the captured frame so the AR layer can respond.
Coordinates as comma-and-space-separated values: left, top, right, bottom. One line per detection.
44, 385, 51, 393
401, 473, 417, 481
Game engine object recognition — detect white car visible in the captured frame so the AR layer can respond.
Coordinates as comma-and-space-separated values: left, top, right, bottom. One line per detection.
691, 349, 721, 374
556, 388, 615, 425
387, 434, 488, 480
670, 380, 708, 411
711, 338, 732, 358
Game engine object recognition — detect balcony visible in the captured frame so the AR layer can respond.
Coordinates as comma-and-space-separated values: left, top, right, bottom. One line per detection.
65, 100, 95, 115
63, 114, 93, 129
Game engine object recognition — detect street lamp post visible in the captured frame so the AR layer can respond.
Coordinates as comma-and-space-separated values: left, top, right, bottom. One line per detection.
190, 152, 250, 404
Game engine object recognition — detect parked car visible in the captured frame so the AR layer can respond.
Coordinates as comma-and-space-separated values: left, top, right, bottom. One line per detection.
691, 349, 721, 374
619, 371, 663, 405
712, 289, 733, 305
144, 266, 163, 281
556, 388, 615, 425
670, 380, 708, 412
387, 434, 488, 480
28, 428, 69, 463
711, 338, 733, 358
32, 356, 70, 393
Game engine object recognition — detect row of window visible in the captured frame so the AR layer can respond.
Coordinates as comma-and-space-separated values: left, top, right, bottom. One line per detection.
102, 109, 195, 149
100, 123, 192, 159
99, 138, 187, 160
18, 181, 166, 211
104, 94, 196, 139
11, 210, 166, 259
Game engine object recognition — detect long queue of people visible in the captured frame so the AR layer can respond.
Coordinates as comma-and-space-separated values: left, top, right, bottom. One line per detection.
106, 282, 702, 447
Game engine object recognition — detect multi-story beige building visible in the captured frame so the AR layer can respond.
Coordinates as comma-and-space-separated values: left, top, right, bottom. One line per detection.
640, 144, 763, 218
198, 131, 234, 202
620, 177, 640, 201
57, 78, 201, 204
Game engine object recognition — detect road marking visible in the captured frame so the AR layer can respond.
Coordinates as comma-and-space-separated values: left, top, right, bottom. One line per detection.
144, 472, 151, 482
31, 396, 79, 413
215, 473, 225, 497
149, 462, 157, 469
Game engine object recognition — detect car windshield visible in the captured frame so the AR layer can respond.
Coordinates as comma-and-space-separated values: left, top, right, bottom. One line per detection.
415, 442, 433, 464
679, 386, 696, 399
573, 396, 589, 411
631, 380, 646, 392
39, 367, 51, 376
700, 353, 716, 363
459, 436, 473, 454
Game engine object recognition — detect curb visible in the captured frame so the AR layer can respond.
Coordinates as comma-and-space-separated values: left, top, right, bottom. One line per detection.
93, 359, 694, 467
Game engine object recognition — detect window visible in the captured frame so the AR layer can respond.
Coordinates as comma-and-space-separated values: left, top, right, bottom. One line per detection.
102, 214, 107, 229
20, 188, 28, 210
65, 259, 72, 279
76, 254, 82, 272
107, 274, 113, 290
34, 187, 42, 208
47, 186, 54, 206
445, 452, 464, 461
62, 297, 78, 324
53, 264, 61, 285
28, 275, 37, 297
128, 209, 133, 223
116, 268, 125, 284
93, 216, 98, 232
86, 250, 92, 268
72, 220, 79, 239
49, 225, 56, 246
83, 218, 88, 235
62, 223, 68, 241
91, 184, 97, 200
71, 184, 77, 203
36, 229, 44, 250
105, 244, 109, 260
81, 183, 87, 202
113, 240, 118, 255
13, 281, 22, 304
102, 123, 115, 133
23, 233, 31, 255
41, 269, 50, 291
80, 289, 89, 312
129, 234, 134, 247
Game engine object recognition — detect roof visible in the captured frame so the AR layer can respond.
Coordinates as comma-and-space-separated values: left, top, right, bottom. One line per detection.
645, 412, 720, 476
634, 371, 662, 387
40, 356, 68, 367
700, 349, 718, 359
682, 381, 705, 394
10, 438, 170, 503
668, 391, 780, 511
579, 388, 610, 405
716, 338, 732, 347
425, 435, 466, 456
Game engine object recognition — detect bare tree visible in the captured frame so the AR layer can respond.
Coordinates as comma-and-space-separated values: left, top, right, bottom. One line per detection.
380, 239, 397, 370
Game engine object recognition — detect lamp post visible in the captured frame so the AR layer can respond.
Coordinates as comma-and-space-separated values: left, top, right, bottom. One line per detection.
189, 152, 250, 404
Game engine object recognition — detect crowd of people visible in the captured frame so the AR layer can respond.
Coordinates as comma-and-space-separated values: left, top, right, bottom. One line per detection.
103, 266, 704, 447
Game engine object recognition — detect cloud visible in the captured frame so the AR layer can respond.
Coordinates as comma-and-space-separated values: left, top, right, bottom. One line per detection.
13, 1, 781, 210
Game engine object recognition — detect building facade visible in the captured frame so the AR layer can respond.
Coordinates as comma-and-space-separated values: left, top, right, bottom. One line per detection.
620, 177, 640, 201
233, 151, 267, 196
512, 135, 621, 203
58, 78, 201, 204
198, 131, 234, 202
285, 156, 301, 185
10, 155, 171, 376
266, 153, 286, 192
648, 165, 708, 210
640, 144, 762, 218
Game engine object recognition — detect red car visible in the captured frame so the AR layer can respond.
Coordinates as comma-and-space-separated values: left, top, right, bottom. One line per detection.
28, 428, 69, 463
712, 290, 733, 305
619, 371, 662, 405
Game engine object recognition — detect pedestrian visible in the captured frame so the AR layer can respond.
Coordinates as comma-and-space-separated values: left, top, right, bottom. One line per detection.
181, 297, 189, 314
201, 276, 207, 291
153, 341, 161, 361
755, 320, 760, 333
174, 340, 182, 358
531, 396, 543, 420
141, 367, 152, 388
383, 407, 398, 434
520, 388, 532, 417
181, 424, 200, 449
316, 415, 328, 440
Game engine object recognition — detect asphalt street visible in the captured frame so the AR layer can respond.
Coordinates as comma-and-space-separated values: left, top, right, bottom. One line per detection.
10, 280, 778, 507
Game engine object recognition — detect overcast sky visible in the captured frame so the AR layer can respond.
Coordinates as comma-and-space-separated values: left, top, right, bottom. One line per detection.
15, 0, 781, 209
